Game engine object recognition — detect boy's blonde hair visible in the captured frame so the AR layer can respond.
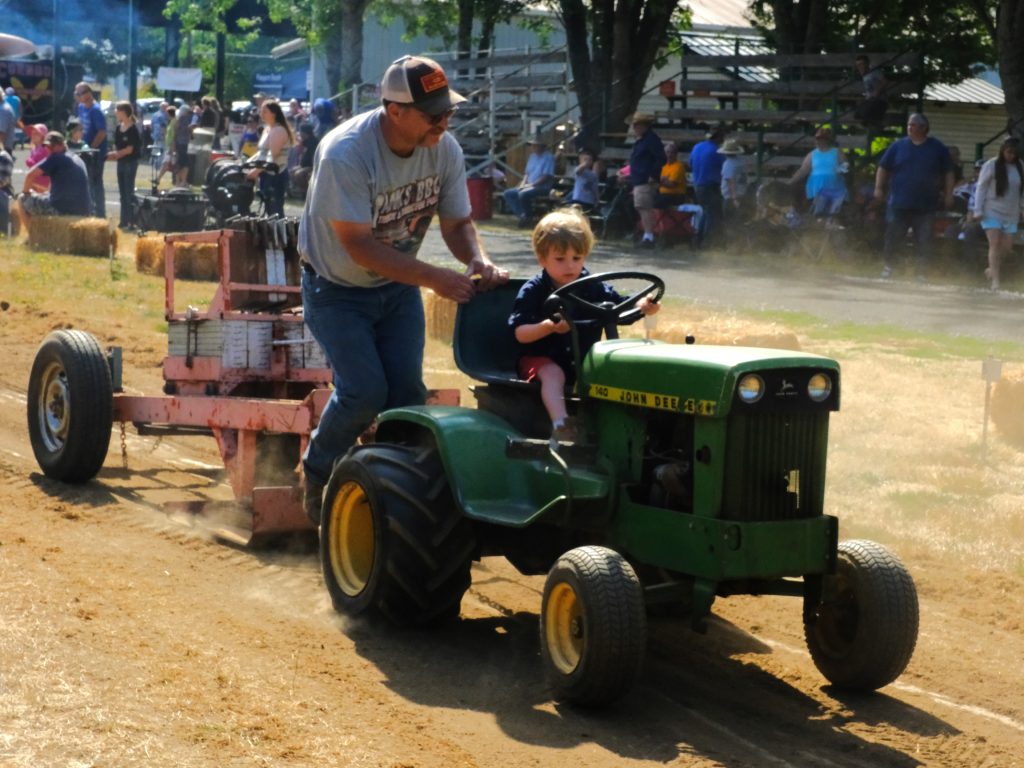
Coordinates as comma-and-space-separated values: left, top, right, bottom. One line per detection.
532, 207, 595, 259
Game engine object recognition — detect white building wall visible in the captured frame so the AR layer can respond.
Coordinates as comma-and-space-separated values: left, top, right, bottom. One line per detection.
925, 105, 1011, 163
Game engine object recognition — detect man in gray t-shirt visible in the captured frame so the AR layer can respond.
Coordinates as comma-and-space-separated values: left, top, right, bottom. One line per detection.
297, 55, 508, 523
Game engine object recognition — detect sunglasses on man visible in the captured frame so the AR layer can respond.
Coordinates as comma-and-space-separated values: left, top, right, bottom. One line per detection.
416, 106, 458, 125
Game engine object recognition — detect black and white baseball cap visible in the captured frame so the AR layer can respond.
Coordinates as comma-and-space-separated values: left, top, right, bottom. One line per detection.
380, 55, 466, 116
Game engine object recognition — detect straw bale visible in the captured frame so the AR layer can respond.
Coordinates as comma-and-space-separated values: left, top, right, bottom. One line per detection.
991, 369, 1024, 447
175, 242, 219, 281
69, 218, 116, 257
134, 236, 165, 275
26, 215, 115, 257
26, 215, 73, 253
650, 318, 801, 351
423, 289, 459, 342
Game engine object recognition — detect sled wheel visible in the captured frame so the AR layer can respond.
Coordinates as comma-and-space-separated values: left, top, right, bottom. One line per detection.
320, 442, 475, 625
27, 330, 113, 483
540, 546, 647, 706
805, 539, 919, 691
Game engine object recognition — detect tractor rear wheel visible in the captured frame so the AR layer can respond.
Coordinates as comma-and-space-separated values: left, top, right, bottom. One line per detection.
320, 443, 475, 625
540, 546, 647, 706
27, 330, 113, 483
804, 539, 919, 691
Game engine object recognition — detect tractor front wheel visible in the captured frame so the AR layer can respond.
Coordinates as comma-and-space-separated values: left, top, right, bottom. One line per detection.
804, 539, 919, 691
540, 546, 647, 706
27, 330, 113, 483
320, 443, 475, 625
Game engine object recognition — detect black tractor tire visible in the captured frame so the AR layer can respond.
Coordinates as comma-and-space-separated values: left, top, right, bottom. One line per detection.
27, 330, 113, 483
804, 539, 919, 691
320, 442, 475, 625
540, 546, 647, 706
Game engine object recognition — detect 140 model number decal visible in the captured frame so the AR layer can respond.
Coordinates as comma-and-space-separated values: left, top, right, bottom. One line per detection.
588, 384, 717, 415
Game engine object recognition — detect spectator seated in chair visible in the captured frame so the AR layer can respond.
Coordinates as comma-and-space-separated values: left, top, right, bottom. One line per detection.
559, 149, 600, 211
503, 137, 555, 227
655, 141, 688, 209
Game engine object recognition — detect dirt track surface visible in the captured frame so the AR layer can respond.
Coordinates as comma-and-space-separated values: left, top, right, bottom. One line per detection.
2, 232, 1024, 767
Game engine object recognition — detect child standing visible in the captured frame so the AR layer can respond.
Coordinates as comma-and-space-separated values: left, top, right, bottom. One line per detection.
509, 209, 659, 442
24, 124, 50, 193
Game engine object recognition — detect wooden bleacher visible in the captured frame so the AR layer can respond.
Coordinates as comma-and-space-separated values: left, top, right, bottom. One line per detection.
648, 50, 922, 176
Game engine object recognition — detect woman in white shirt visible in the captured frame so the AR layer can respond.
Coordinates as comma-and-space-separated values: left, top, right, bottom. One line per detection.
247, 99, 295, 217
972, 137, 1023, 290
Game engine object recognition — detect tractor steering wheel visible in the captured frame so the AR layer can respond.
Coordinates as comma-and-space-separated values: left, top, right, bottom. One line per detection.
546, 271, 665, 328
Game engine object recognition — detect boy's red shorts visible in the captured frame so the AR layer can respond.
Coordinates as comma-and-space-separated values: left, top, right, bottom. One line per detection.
518, 355, 557, 381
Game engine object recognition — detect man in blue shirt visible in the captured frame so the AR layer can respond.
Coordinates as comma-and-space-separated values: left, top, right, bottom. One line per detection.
875, 113, 954, 279
689, 127, 726, 248
74, 81, 107, 218
627, 113, 666, 248
16, 131, 92, 228
503, 138, 555, 227
4, 86, 21, 125
149, 101, 170, 172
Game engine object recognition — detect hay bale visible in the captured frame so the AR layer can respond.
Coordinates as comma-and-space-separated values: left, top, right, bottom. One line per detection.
69, 218, 116, 257
134, 236, 165, 275
991, 369, 1024, 447
27, 215, 114, 257
423, 289, 458, 342
651, 318, 801, 351
175, 242, 219, 281
26, 215, 73, 252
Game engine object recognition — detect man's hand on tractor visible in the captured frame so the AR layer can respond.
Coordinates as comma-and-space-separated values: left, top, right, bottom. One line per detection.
429, 267, 478, 304
465, 256, 509, 291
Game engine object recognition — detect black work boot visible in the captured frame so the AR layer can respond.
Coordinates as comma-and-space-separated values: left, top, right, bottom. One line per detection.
303, 475, 326, 525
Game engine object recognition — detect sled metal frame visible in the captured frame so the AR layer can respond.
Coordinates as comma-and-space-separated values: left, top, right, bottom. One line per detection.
115, 227, 459, 544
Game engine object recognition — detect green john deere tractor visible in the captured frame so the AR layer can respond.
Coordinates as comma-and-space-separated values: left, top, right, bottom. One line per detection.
319, 271, 919, 706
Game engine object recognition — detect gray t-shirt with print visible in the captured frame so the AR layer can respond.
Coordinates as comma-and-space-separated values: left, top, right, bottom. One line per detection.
298, 107, 471, 288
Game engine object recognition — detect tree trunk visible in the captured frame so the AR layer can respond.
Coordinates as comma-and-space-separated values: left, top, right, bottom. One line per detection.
998, 0, 1024, 138
559, 0, 677, 151
339, 0, 371, 91
560, 0, 598, 147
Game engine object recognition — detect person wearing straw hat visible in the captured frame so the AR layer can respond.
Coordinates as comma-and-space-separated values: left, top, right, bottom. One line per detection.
718, 138, 749, 221
297, 54, 508, 524
626, 112, 665, 248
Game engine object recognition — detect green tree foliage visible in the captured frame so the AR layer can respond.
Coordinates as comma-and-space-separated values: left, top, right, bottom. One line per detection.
749, 0, 994, 84
372, 0, 545, 66
264, 0, 373, 93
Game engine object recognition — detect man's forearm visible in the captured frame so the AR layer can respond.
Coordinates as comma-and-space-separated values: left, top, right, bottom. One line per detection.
439, 216, 485, 267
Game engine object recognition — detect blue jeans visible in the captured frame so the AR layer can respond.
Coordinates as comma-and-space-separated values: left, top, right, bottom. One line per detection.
883, 208, 935, 273
693, 183, 722, 246
116, 159, 138, 227
301, 269, 427, 483
503, 184, 551, 219
84, 152, 106, 218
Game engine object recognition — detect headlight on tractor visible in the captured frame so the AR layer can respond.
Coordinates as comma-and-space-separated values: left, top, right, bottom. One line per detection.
738, 374, 764, 403
807, 373, 832, 402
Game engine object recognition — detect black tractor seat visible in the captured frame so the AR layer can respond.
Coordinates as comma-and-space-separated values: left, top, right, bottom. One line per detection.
454, 279, 579, 438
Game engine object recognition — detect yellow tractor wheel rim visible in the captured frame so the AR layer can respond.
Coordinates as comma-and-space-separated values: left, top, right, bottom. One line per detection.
545, 582, 584, 674
327, 481, 375, 597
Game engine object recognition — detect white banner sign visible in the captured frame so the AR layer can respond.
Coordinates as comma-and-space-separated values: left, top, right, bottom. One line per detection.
156, 67, 203, 92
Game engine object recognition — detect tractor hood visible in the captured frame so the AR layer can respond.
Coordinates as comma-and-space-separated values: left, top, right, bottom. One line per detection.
582, 339, 840, 417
